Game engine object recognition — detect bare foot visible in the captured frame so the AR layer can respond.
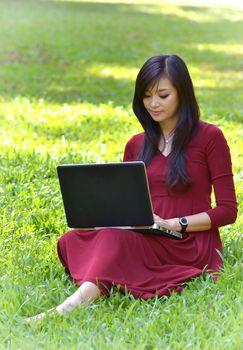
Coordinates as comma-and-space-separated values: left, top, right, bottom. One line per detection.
25, 281, 100, 322
25, 308, 55, 322
25, 291, 82, 322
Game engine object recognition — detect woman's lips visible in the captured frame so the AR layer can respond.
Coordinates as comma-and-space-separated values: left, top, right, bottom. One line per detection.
150, 110, 162, 116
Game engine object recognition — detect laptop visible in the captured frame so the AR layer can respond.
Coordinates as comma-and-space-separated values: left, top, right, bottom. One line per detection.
57, 161, 183, 240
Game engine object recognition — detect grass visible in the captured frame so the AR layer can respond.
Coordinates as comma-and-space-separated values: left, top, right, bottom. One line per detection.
0, 0, 242, 349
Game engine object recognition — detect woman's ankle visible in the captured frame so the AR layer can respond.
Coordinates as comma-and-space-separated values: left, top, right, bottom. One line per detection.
56, 281, 100, 314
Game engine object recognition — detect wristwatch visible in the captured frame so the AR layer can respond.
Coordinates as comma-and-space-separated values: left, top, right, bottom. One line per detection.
179, 217, 188, 233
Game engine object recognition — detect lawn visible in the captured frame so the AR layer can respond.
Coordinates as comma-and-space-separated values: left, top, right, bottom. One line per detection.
0, 0, 242, 349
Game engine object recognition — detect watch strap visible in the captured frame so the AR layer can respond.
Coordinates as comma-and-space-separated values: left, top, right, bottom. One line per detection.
179, 217, 188, 234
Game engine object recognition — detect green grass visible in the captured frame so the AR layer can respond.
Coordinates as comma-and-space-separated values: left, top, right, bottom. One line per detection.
0, 0, 242, 349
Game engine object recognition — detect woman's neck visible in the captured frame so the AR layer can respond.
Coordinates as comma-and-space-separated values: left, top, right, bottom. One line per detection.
159, 118, 178, 138
159, 125, 176, 139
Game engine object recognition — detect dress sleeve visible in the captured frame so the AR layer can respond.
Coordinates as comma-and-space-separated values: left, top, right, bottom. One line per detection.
123, 134, 143, 162
205, 126, 238, 229
123, 137, 135, 162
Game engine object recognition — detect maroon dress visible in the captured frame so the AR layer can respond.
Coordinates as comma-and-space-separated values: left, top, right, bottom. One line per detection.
57, 121, 237, 299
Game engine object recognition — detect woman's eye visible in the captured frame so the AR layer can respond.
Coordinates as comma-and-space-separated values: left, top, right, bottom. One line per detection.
160, 95, 169, 99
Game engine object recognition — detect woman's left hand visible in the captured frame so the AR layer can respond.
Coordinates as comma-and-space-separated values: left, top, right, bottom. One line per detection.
153, 212, 212, 233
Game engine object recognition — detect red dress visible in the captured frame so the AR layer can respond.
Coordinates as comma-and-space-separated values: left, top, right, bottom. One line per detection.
57, 121, 237, 299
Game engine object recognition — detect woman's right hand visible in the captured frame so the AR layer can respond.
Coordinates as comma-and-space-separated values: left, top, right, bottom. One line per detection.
153, 213, 181, 232
153, 213, 162, 224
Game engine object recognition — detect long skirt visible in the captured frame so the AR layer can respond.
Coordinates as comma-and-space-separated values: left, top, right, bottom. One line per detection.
56, 228, 221, 299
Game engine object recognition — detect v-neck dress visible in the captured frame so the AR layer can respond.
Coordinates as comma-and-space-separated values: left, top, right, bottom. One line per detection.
57, 121, 237, 299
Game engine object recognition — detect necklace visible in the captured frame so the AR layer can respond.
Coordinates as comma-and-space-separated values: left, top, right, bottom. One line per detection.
158, 132, 174, 154
164, 132, 174, 145
165, 135, 173, 144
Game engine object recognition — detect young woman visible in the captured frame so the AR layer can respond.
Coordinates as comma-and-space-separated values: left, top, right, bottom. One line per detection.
26, 54, 237, 321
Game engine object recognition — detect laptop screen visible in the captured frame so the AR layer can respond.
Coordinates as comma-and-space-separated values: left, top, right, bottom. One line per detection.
57, 162, 154, 228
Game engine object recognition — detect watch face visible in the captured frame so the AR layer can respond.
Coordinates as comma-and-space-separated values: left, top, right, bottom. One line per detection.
180, 217, 188, 225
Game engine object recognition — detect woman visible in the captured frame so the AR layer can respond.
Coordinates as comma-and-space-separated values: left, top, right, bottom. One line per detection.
26, 54, 237, 321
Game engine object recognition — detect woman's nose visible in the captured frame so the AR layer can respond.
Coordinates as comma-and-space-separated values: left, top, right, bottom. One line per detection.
150, 96, 160, 107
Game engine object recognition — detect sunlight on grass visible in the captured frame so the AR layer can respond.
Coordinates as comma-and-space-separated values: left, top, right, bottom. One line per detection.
168, 0, 243, 8
54, 0, 243, 8
189, 65, 243, 88
0, 97, 140, 160
134, 4, 243, 22
56, 0, 243, 19
87, 63, 138, 80
196, 43, 243, 55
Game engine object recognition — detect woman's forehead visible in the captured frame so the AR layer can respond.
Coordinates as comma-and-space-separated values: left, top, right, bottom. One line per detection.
145, 76, 174, 92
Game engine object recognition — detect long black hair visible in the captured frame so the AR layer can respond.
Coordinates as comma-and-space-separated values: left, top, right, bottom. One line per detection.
133, 54, 200, 191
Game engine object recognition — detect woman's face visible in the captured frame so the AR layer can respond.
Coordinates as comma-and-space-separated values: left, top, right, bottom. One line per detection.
143, 77, 179, 129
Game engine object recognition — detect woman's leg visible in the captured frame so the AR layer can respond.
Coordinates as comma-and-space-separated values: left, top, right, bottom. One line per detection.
25, 281, 101, 321
56, 281, 101, 314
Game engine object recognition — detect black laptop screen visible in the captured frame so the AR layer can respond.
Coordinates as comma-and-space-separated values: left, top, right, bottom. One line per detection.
57, 162, 154, 228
